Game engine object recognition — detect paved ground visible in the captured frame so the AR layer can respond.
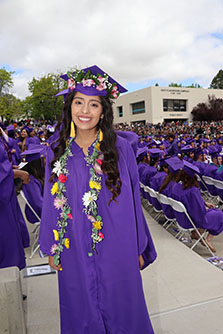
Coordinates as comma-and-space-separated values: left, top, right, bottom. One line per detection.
19, 195, 223, 334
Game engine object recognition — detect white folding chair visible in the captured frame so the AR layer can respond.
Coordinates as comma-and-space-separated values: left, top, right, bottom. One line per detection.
20, 190, 41, 259
157, 193, 176, 230
168, 196, 215, 257
202, 176, 220, 205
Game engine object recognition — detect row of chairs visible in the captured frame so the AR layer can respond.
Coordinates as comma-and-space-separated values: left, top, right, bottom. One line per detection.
139, 182, 216, 257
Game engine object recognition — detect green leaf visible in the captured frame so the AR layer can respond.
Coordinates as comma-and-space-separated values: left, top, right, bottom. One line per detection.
54, 254, 60, 266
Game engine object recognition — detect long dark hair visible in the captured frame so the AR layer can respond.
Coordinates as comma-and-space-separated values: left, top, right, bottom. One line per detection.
23, 158, 45, 191
177, 170, 199, 189
50, 91, 121, 203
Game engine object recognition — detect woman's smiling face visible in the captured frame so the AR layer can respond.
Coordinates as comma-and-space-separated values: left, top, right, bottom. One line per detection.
71, 92, 103, 133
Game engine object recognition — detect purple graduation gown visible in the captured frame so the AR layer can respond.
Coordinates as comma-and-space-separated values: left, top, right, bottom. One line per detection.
0, 142, 26, 269
171, 183, 223, 235
22, 175, 43, 223
39, 135, 156, 334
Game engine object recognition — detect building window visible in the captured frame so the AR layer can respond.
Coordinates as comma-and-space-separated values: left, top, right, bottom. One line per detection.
117, 106, 123, 117
131, 101, 145, 114
163, 99, 187, 112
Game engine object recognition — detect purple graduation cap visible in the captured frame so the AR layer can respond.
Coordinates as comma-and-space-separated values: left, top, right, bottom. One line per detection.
183, 160, 200, 177
194, 147, 204, 160
21, 146, 46, 162
180, 144, 194, 153
136, 147, 149, 162
165, 156, 183, 174
148, 148, 163, 159
56, 65, 127, 100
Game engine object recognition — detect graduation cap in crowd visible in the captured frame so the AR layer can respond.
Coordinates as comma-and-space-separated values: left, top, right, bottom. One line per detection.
182, 160, 200, 177
194, 147, 204, 160
180, 145, 194, 153
136, 147, 149, 162
21, 146, 46, 163
56, 65, 127, 100
148, 148, 163, 159
165, 156, 184, 174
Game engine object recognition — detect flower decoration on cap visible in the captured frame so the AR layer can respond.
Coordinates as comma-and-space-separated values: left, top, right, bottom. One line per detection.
66, 68, 121, 99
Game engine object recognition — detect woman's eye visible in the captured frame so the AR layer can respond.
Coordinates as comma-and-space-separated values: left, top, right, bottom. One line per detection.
91, 103, 99, 108
75, 100, 82, 105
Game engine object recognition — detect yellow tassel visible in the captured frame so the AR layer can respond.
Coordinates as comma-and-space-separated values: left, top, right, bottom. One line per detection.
70, 121, 76, 138
99, 129, 103, 142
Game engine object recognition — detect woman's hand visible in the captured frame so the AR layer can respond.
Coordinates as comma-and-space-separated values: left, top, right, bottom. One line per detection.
205, 202, 215, 209
13, 170, 30, 184
48, 256, 62, 271
138, 254, 144, 270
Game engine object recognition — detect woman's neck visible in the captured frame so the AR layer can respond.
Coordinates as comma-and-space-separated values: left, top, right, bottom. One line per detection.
75, 129, 97, 154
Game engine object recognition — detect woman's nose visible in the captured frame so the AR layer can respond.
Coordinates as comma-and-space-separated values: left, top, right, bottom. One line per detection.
81, 102, 89, 114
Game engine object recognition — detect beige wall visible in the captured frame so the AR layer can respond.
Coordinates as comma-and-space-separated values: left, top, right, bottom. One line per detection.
113, 86, 223, 124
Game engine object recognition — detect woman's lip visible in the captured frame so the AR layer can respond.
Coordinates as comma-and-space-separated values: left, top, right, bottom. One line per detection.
78, 116, 91, 122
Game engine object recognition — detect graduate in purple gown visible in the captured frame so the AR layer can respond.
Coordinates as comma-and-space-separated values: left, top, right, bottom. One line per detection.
21, 147, 45, 223
171, 160, 223, 253
39, 65, 156, 334
0, 140, 30, 269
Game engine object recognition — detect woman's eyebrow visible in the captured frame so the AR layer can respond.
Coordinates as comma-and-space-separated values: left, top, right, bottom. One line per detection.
73, 97, 101, 104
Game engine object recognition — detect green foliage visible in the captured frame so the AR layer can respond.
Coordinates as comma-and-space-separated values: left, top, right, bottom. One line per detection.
169, 82, 201, 88
0, 94, 23, 121
0, 68, 14, 96
169, 82, 182, 87
185, 83, 202, 88
28, 73, 66, 120
210, 69, 223, 89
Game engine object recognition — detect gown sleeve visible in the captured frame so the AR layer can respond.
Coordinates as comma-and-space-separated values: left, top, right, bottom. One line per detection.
0, 143, 14, 203
126, 141, 157, 269
38, 146, 58, 255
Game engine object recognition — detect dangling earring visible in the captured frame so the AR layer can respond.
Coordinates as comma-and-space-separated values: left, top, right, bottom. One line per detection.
70, 121, 76, 138
99, 129, 103, 142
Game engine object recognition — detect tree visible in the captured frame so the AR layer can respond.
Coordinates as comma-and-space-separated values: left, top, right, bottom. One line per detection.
0, 94, 23, 122
28, 73, 66, 120
0, 68, 14, 96
169, 82, 182, 87
210, 69, 223, 89
191, 95, 223, 121
185, 83, 201, 88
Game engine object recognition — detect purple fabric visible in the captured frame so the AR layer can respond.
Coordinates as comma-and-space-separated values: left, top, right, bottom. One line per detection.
39, 135, 156, 334
171, 183, 223, 235
29, 136, 41, 145
0, 142, 26, 270
23, 175, 43, 223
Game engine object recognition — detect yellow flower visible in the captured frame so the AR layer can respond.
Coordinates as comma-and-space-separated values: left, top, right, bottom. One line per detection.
51, 182, 59, 195
64, 238, 70, 249
93, 221, 102, 230
96, 142, 101, 151
53, 229, 59, 241
89, 180, 101, 191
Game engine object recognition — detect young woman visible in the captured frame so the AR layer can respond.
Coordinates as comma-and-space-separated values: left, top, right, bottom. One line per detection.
171, 161, 223, 252
39, 65, 156, 334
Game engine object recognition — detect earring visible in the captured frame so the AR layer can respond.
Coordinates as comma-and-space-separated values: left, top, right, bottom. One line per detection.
99, 129, 103, 142
70, 121, 76, 138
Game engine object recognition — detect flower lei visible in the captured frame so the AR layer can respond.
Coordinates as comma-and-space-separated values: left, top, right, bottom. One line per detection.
67, 69, 120, 99
50, 133, 104, 265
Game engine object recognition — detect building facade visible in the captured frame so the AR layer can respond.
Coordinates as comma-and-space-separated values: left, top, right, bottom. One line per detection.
113, 86, 223, 125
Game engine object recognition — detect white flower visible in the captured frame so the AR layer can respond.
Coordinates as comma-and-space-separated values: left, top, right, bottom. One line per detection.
82, 191, 97, 208
52, 161, 62, 176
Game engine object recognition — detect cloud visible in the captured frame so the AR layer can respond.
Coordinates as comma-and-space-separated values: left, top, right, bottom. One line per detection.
1, 0, 223, 98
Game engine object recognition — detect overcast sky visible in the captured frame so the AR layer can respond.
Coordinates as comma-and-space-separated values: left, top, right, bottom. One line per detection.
1, 0, 223, 99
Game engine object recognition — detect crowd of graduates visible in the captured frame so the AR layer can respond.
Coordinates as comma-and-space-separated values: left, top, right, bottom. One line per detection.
1, 118, 223, 270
